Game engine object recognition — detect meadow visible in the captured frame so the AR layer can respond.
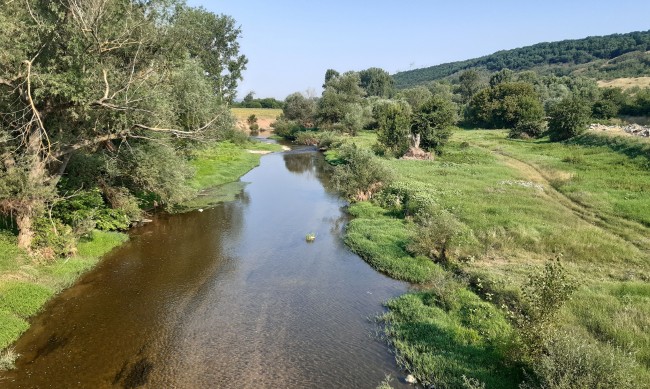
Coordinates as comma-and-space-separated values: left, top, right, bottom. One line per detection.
336, 129, 650, 387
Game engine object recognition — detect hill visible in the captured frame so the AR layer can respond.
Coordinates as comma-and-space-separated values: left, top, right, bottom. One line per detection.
393, 30, 650, 89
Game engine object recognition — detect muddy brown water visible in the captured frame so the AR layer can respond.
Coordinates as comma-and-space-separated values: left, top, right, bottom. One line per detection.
1, 148, 411, 388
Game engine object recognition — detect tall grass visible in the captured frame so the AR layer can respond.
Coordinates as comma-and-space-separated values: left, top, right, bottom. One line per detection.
334, 129, 650, 387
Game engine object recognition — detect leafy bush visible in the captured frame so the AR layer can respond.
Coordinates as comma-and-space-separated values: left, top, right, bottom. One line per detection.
514, 259, 578, 362
31, 217, 76, 258
408, 209, 478, 263
548, 96, 591, 141
271, 118, 304, 140
331, 144, 393, 201
521, 331, 640, 389
411, 96, 458, 153
52, 188, 134, 234
315, 131, 344, 151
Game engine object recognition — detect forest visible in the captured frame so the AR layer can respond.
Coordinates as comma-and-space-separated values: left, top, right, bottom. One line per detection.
393, 30, 650, 89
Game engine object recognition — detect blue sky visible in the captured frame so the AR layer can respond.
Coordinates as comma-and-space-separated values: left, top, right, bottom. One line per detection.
188, 1, 650, 100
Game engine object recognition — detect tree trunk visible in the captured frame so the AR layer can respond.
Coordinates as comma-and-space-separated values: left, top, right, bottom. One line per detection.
16, 209, 34, 250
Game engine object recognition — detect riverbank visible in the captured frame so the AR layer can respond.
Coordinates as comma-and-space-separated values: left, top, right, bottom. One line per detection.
0, 139, 281, 369
331, 130, 650, 387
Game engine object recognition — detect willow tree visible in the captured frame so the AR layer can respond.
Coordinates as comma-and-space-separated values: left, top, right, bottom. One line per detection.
0, 0, 243, 249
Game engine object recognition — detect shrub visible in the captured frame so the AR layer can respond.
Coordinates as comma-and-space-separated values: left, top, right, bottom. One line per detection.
408, 209, 478, 262
331, 144, 393, 201
521, 331, 640, 389
31, 217, 77, 258
271, 118, 304, 140
514, 259, 578, 362
548, 96, 591, 141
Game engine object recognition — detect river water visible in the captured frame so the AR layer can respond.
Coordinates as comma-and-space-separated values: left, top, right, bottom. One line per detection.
1, 148, 409, 388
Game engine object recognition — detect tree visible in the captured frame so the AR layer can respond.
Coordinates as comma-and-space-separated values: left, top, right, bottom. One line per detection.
0, 0, 238, 249
411, 96, 457, 153
466, 82, 544, 133
548, 96, 591, 141
173, 6, 248, 103
359, 67, 394, 98
323, 69, 340, 88
243, 91, 255, 104
489, 68, 515, 87
396, 86, 433, 111
374, 100, 412, 157
457, 70, 484, 103
316, 71, 366, 133
283, 92, 316, 127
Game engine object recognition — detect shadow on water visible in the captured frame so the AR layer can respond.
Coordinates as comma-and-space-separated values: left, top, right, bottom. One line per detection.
1, 148, 410, 388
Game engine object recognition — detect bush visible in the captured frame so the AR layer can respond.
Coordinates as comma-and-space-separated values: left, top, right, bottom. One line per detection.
514, 259, 578, 362
31, 217, 77, 258
548, 97, 591, 141
509, 119, 546, 139
521, 331, 640, 389
52, 188, 134, 234
407, 209, 478, 263
271, 118, 304, 140
331, 144, 393, 201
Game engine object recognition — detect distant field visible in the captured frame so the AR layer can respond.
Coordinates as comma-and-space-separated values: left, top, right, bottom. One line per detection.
230, 108, 282, 135
230, 108, 282, 121
598, 77, 650, 90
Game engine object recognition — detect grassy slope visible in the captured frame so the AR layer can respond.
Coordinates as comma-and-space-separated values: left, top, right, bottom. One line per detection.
0, 140, 281, 364
340, 130, 650, 387
0, 231, 127, 352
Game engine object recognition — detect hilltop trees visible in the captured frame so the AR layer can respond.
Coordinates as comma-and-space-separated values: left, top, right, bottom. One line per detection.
0, 0, 244, 249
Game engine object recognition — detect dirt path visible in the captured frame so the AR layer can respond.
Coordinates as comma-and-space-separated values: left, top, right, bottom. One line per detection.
493, 150, 650, 252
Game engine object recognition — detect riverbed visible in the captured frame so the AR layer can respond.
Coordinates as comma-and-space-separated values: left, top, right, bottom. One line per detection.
1, 147, 409, 388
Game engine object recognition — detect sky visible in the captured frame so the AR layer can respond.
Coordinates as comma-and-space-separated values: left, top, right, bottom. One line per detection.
188, 0, 650, 100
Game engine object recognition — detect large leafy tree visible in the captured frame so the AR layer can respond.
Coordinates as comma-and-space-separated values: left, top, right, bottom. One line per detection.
359, 67, 394, 98
316, 71, 366, 133
173, 6, 248, 103
411, 96, 457, 153
0, 0, 241, 249
374, 100, 412, 157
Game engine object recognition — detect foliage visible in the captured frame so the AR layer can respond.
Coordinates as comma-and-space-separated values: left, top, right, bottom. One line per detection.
514, 260, 578, 362
374, 100, 413, 157
331, 145, 393, 201
271, 119, 305, 140
393, 30, 650, 88
52, 189, 136, 234
408, 210, 478, 263
0, 0, 244, 249
457, 70, 486, 103
31, 218, 77, 258
411, 96, 458, 152
316, 71, 366, 133
548, 96, 592, 141
521, 331, 642, 389
359, 67, 394, 98
282, 92, 317, 127
395, 86, 433, 111
467, 82, 545, 132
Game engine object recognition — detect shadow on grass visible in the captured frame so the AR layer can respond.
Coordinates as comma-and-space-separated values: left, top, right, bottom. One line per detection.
567, 133, 650, 164
384, 291, 524, 388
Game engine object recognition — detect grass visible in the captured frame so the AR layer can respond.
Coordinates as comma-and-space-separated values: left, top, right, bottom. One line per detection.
597, 77, 650, 90
189, 141, 281, 190
230, 107, 282, 121
0, 230, 127, 353
335, 129, 650, 387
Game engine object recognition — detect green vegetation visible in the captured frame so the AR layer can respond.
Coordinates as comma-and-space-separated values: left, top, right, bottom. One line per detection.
0, 230, 127, 354
327, 129, 650, 387
393, 30, 650, 88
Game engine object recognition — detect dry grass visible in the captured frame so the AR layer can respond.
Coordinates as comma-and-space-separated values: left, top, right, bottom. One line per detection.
597, 77, 650, 90
230, 108, 282, 134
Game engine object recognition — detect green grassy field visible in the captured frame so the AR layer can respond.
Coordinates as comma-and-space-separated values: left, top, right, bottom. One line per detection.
337, 129, 650, 387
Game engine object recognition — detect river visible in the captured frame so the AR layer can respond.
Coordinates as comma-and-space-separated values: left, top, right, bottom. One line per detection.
1, 147, 409, 388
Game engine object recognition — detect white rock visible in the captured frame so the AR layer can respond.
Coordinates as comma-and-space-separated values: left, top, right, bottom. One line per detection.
405, 374, 417, 384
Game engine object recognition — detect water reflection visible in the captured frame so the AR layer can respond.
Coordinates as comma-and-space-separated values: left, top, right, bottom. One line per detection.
1, 150, 408, 389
